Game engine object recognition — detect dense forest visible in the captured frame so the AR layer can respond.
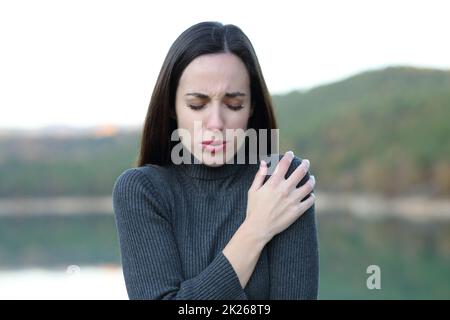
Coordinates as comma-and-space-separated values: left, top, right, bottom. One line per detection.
0, 66, 449, 197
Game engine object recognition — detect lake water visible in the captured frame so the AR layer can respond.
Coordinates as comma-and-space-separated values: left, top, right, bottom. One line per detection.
0, 265, 128, 299
0, 195, 449, 299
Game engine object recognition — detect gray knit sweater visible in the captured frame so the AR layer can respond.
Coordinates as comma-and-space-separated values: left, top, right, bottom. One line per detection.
112, 154, 319, 300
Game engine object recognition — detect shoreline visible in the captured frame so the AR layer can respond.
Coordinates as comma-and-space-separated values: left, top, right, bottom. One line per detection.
0, 192, 449, 222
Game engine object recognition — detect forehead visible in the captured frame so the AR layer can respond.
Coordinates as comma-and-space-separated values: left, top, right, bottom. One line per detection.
177, 53, 250, 96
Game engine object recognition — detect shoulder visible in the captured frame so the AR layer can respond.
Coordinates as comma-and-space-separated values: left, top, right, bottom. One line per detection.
112, 164, 174, 209
265, 153, 311, 188
285, 154, 308, 176
113, 164, 172, 190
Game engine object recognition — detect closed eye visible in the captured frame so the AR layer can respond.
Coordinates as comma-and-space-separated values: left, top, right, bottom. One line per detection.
188, 104, 244, 111
188, 104, 203, 110
228, 105, 244, 111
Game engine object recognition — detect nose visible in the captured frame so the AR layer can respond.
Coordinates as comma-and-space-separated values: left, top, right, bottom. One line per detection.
204, 104, 224, 131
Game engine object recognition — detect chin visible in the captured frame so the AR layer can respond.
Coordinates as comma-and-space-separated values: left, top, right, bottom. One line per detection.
199, 152, 226, 167
202, 161, 224, 167
194, 150, 236, 166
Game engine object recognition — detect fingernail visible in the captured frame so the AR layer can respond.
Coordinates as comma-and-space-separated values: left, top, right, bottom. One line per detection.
286, 151, 294, 159
304, 159, 310, 167
260, 160, 266, 168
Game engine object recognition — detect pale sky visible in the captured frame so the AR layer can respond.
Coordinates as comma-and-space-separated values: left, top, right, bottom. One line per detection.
0, 0, 449, 129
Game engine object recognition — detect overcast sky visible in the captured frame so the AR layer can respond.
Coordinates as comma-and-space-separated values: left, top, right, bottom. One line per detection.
1, 0, 449, 129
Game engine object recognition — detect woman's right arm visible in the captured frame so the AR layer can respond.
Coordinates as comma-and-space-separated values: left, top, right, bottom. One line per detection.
113, 168, 248, 300
223, 152, 315, 289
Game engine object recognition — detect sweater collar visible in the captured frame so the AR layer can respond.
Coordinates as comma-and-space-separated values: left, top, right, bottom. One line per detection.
170, 149, 247, 180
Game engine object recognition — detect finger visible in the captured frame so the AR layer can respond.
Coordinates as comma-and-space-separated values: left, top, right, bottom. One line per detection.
292, 175, 315, 201
267, 151, 294, 185
285, 159, 310, 190
249, 160, 268, 192
295, 192, 315, 215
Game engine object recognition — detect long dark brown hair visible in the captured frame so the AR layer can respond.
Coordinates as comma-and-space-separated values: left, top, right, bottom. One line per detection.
137, 21, 278, 167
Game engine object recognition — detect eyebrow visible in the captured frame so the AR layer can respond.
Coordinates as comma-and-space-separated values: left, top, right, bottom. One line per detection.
184, 92, 246, 99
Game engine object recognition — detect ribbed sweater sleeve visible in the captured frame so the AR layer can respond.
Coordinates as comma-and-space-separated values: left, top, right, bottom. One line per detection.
112, 168, 248, 300
267, 156, 319, 299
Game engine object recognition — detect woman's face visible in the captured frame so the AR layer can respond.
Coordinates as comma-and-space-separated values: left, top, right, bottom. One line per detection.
175, 53, 253, 167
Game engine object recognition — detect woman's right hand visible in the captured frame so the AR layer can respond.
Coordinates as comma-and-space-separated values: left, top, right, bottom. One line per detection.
244, 151, 316, 244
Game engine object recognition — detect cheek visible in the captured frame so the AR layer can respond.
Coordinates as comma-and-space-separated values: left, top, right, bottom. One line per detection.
176, 104, 197, 129
229, 111, 251, 130
174, 104, 194, 145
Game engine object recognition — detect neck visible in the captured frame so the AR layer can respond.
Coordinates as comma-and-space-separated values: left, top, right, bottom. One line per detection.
170, 149, 248, 180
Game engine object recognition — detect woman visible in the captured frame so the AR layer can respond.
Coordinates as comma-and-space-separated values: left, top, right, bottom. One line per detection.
112, 21, 318, 300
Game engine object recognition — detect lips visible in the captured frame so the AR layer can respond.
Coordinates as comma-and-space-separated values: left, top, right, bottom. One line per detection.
201, 140, 227, 152
201, 140, 226, 146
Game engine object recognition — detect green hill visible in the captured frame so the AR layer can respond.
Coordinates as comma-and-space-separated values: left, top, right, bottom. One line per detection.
0, 131, 140, 197
273, 66, 450, 196
0, 66, 449, 197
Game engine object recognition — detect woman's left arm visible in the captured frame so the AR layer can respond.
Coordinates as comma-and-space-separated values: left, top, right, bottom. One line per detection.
266, 156, 319, 299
